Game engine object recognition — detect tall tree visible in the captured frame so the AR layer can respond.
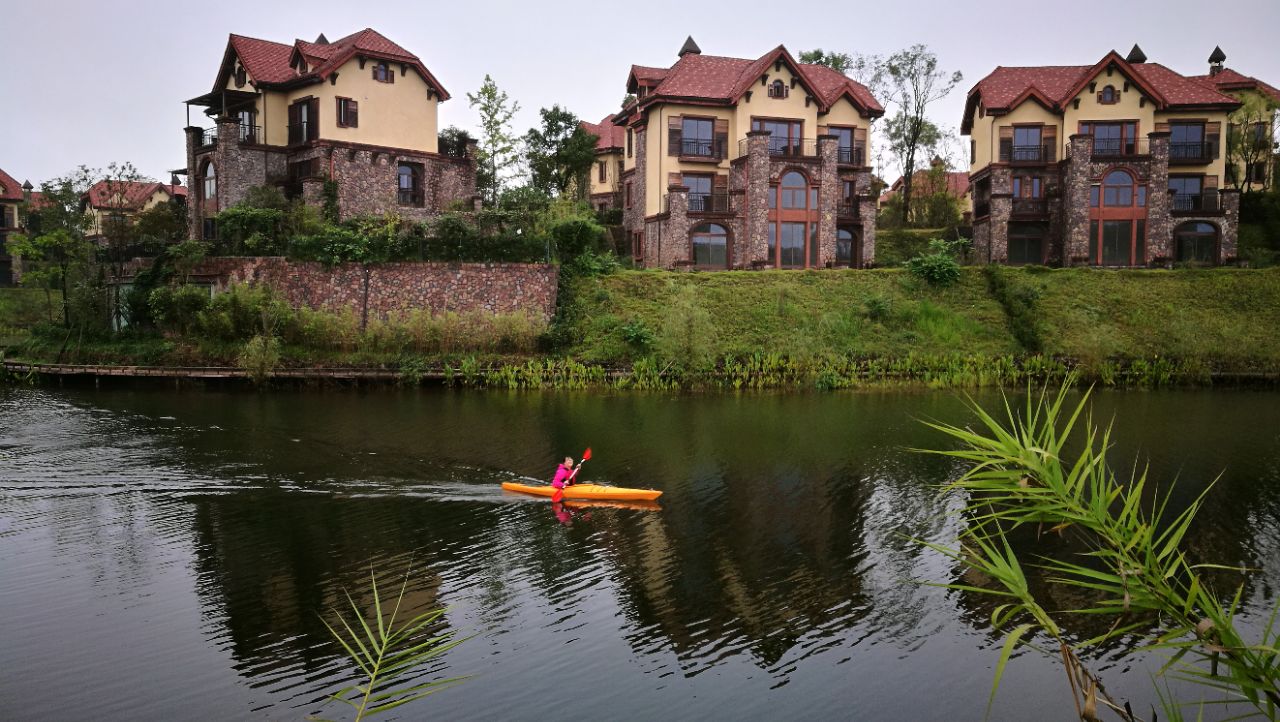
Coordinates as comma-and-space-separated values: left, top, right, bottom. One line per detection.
524, 106, 598, 199
799, 48, 887, 99
880, 45, 963, 223
1225, 92, 1280, 192
467, 75, 522, 206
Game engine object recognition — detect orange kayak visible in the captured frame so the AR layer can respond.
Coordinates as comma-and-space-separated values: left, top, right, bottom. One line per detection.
501, 481, 662, 502
564, 498, 662, 512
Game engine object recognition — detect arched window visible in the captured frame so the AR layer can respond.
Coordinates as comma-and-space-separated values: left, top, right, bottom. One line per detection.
1174, 222, 1218, 264
1102, 170, 1134, 206
779, 171, 808, 209
836, 228, 856, 267
1099, 85, 1117, 104
767, 170, 819, 269
691, 223, 729, 268
1088, 168, 1148, 266
199, 161, 216, 201
768, 79, 788, 99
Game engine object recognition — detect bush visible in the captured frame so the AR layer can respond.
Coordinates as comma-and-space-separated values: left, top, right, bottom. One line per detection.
864, 295, 893, 322
149, 285, 211, 336
656, 284, 716, 372
216, 206, 285, 255
238, 334, 281, 384
905, 239, 962, 287
198, 284, 291, 341
550, 218, 607, 259
620, 319, 655, 351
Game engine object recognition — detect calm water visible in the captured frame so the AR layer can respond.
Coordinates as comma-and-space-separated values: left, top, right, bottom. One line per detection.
1, 386, 1279, 721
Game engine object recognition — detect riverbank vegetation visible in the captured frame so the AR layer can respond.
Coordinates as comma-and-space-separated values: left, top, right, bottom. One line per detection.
922, 385, 1280, 719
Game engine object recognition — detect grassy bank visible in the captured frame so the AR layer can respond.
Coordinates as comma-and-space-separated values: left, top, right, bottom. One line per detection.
4, 267, 1280, 389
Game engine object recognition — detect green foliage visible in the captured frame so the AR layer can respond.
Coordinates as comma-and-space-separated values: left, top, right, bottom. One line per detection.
238, 333, 280, 385
149, 285, 210, 336
879, 45, 963, 223
198, 284, 292, 341
983, 265, 1044, 353
620, 318, 655, 351
132, 200, 187, 249
241, 185, 291, 210
863, 294, 893, 322
919, 385, 1280, 719
656, 284, 716, 372
7, 228, 96, 327
904, 238, 962, 286
438, 126, 474, 158
549, 217, 607, 259
217, 206, 286, 254
524, 105, 597, 199
321, 176, 341, 223
1224, 92, 1278, 193
467, 75, 522, 206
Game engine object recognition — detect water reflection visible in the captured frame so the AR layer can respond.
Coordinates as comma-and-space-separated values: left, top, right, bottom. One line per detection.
1, 386, 1278, 720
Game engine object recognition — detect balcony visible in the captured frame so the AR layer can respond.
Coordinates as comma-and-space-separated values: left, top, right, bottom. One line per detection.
837, 144, 866, 166
287, 121, 313, 146
837, 200, 860, 219
1000, 143, 1056, 164
238, 124, 262, 145
688, 190, 730, 213
1169, 141, 1216, 165
198, 127, 217, 148
1171, 192, 1221, 214
1011, 198, 1048, 217
736, 138, 820, 160
679, 138, 727, 161
1089, 137, 1150, 160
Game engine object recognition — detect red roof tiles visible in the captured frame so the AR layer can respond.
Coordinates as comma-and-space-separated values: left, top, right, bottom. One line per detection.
1190, 68, 1280, 104
581, 115, 625, 152
0, 167, 26, 201
84, 180, 185, 210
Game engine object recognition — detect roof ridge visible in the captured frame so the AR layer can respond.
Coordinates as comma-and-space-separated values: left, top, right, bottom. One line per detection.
229, 33, 291, 48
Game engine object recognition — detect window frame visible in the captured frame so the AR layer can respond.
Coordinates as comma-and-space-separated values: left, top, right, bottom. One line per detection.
396, 162, 423, 207
690, 222, 730, 269
336, 97, 358, 128
372, 61, 394, 83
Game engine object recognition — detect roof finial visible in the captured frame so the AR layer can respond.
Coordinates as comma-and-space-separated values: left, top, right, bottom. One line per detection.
315, 33, 329, 45
678, 36, 701, 57
1208, 45, 1226, 75
1126, 44, 1147, 64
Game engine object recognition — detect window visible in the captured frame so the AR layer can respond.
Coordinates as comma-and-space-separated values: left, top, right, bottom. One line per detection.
1007, 223, 1046, 265
1006, 126, 1044, 162
1174, 222, 1218, 263
625, 181, 632, 208
831, 127, 860, 164
1169, 176, 1203, 211
235, 66, 246, 88
691, 222, 729, 268
768, 79, 788, 99
1089, 169, 1147, 266
373, 62, 394, 83
970, 139, 976, 165
202, 218, 217, 241
753, 118, 803, 156
1247, 162, 1268, 183
632, 231, 643, 258
199, 161, 216, 201
1012, 176, 1042, 198
1084, 122, 1137, 156
1102, 170, 1134, 207
288, 98, 317, 144
1101, 220, 1132, 265
237, 110, 257, 143
680, 117, 714, 157
336, 97, 359, 128
779, 171, 808, 209
626, 129, 633, 158
778, 222, 807, 268
836, 228, 856, 267
1098, 85, 1118, 104
1169, 123, 1206, 161
597, 161, 607, 183
683, 174, 713, 212
397, 163, 423, 207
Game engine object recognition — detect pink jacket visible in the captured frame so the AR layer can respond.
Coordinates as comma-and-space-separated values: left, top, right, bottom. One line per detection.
552, 464, 572, 489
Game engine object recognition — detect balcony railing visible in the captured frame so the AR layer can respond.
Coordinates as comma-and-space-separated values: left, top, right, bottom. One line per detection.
1090, 137, 1150, 159
688, 190, 730, 213
198, 127, 217, 148
1172, 192, 1221, 213
679, 138, 727, 160
837, 200, 859, 219
736, 137, 820, 160
837, 145, 866, 166
1169, 141, 1216, 164
398, 189, 425, 207
287, 121, 313, 145
974, 199, 991, 218
238, 124, 262, 145
1012, 197, 1048, 216
1000, 143, 1056, 164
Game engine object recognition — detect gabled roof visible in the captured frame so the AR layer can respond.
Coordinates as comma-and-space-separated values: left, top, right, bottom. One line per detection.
624, 43, 882, 118
1190, 67, 1280, 105
215, 28, 449, 100
0, 167, 26, 201
885, 169, 969, 198
580, 115, 626, 152
84, 180, 185, 211
962, 50, 1241, 133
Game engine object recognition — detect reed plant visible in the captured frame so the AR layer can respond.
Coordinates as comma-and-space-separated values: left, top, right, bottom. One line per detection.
918, 383, 1280, 720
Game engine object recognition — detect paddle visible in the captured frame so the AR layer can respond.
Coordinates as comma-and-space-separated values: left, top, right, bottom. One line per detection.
552, 447, 592, 503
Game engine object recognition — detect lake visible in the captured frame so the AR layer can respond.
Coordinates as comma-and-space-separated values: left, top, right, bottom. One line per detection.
2, 385, 1278, 720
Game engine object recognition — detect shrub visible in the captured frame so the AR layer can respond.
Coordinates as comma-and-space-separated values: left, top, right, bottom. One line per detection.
656, 284, 716, 372
550, 218, 607, 259
215, 206, 285, 255
863, 294, 893, 322
620, 318, 655, 351
198, 284, 291, 341
149, 284, 212, 336
238, 333, 281, 385
904, 239, 962, 287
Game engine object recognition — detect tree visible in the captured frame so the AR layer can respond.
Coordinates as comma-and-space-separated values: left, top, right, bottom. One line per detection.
7, 229, 95, 327
799, 48, 887, 99
880, 46, 963, 223
525, 106, 598, 199
1225, 92, 1279, 192
467, 75, 522, 206
133, 199, 187, 251
438, 126, 475, 158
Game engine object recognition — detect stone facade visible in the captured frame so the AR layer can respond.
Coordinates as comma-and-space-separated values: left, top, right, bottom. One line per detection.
186, 119, 478, 241
134, 257, 559, 320
972, 131, 1238, 266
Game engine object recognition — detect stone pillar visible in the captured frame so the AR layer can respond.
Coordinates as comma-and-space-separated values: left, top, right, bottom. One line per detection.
856, 171, 877, 267
744, 130, 771, 267
626, 124, 647, 238
1145, 131, 1172, 264
816, 135, 839, 266
662, 185, 690, 269
989, 167, 1012, 264
184, 126, 203, 241
1063, 134, 1095, 264
1220, 188, 1240, 262
214, 115, 251, 209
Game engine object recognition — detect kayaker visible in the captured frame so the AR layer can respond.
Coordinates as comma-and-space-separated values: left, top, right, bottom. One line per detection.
551, 456, 576, 491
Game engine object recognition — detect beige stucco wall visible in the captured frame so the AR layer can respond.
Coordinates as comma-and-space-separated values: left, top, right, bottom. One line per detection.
286, 58, 439, 153
968, 101, 1061, 172
590, 150, 622, 196
1062, 71, 1153, 132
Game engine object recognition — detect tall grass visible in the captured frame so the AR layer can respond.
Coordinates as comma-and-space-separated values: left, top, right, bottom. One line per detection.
918, 384, 1280, 720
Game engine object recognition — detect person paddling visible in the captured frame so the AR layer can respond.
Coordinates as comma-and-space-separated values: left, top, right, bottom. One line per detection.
551, 448, 591, 502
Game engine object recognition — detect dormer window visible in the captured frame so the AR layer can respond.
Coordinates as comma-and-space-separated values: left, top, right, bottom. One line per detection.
373, 62, 394, 83
234, 65, 247, 88
1098, 85, 1118, 104
768, 79, 788, 99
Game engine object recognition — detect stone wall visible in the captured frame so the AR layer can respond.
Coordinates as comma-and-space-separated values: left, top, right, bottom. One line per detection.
168, 257, 558, 320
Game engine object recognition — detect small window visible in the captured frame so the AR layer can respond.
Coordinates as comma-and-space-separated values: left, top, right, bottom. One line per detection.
397, 163, 422, 207
626, 129, 633, 158
625, 181, 633, 207
336, 97, 359, 128
202, 218, 218, 241
1098, 85, 1118, 104
597, 161, 606, 182
691, 222, 729, 268
970, 140, 976, 164
235, 66, 246, 88
200, 161, 216, 201
373, 62, 394, 83
768, 79, 788, 99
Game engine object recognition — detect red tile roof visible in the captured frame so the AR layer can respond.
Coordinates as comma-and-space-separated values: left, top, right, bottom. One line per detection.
1190, 68, 1280, 104
84, 180, 185, 210
0, 167, 26, 201
581, 115, 626, 152
627, 44, 882, 117
219, 28, 449, 100
963, 52, 1241, 133
885, 169, 969, 200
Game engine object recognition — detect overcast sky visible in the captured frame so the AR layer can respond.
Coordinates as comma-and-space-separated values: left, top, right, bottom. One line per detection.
2, 0, 1278, 186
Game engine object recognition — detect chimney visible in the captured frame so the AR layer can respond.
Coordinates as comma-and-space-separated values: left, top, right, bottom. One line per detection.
21, 180, 32, 203
315, 33, 329, 45
678, 36, 701, 58
1125, 44, 1147, 64
1208, 46, 1226, 76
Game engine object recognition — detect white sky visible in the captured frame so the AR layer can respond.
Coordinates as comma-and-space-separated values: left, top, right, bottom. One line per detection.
2, 0, 1278, 186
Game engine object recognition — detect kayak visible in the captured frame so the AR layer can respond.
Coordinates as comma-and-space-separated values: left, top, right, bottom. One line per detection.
564, 498, 662, 512
501, 481, 662, 502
